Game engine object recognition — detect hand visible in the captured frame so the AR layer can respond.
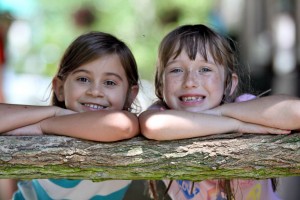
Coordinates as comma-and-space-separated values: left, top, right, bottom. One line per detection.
54, 107, 76, 117
3, 123, 43, 136
237, 121, 291, 135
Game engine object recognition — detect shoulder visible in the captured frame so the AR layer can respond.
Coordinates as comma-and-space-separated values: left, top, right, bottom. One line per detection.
139, 100, 168, 121
235, 93, 257, 102
147, 100, 169, 111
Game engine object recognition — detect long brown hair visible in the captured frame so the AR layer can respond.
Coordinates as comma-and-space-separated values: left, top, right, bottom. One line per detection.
51, 31, 139, 111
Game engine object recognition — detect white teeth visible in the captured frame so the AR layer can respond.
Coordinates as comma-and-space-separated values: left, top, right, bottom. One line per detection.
83, 103, 107, 110
181, 96, 203, 102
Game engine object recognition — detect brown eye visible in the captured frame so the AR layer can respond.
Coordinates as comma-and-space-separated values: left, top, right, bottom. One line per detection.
77, 77, 90, 82
104, 80, 117, 86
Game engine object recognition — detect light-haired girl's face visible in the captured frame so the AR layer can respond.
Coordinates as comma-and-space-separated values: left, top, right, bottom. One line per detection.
162, 49, 226, 112
53, 54, 138, 112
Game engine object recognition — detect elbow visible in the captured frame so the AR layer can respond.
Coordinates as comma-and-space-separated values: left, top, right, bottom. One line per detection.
139, 113, 165, 141
291, 105, 300, 130
141, 126, 161, 140
140, 122, 154, 140
90, 111, 139, 142
283, 99, 300, 130
114, 112, 140, 140
120, 123, 139, 140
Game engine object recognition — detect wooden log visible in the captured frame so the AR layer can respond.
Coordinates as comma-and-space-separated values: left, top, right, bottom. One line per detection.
0, 133, 299, 181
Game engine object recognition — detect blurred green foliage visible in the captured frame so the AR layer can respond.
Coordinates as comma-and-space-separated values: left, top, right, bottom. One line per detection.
6, 0, 214, 80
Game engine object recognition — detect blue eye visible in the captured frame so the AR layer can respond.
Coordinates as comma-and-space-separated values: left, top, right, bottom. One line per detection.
77, 77, 90, 82
104, 80, 117, 86
199, 67, 211, 73
170, 68, 183, 73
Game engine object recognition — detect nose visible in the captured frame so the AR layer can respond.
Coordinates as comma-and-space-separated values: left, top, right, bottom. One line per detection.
86, 83, 104, 97
183, 70, 199, 88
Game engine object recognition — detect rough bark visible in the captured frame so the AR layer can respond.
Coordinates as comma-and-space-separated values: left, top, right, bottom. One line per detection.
0, 133, 299, 181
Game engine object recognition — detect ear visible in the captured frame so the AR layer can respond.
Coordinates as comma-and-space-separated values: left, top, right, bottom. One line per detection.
127, 85, 139, 105
229, 73, 238, 95
52, 77, 65, 101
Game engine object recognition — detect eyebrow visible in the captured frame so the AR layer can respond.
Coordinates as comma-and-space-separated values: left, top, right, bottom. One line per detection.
166, 60, 176, 67
71, 69, 124, 81
105, 72, 124, 81
166, 59, 217, 67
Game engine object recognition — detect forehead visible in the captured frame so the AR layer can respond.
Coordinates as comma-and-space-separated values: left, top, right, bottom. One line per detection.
75, 54, 126, 75
168, 46, 216, 64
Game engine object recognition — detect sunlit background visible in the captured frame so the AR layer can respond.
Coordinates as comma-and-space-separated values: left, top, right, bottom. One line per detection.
0, 0, 299, 199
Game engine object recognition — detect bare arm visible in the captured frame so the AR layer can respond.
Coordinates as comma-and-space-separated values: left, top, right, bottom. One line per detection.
206, 95, 300, 130
139, 109, 288, 141
0, 103, 66, 133
3, 123, 44, 136
40, 110, 139, 142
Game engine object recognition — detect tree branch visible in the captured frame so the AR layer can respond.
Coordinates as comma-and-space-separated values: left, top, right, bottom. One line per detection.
0, 133, 299, 181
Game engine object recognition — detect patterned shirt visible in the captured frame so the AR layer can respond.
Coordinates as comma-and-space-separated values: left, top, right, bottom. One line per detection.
164, 94, 281, 200
164, 179, 281, 200
13, 179, 131, 200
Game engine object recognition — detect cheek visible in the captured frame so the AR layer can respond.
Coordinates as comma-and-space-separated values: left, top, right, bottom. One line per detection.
215, 77, 226, 91
164, 75, 181, 88
64, 80, 76, 91
162, 78, 175, 97
203, 75, 226, 93
114, 87, 130, 109
65, 84, 80, 98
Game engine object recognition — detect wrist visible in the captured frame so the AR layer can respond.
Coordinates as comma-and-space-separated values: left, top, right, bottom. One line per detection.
218, 104, 226, 117
229, 117, 241, 133
52, 106, 62, 117
215, 106, 223, 116
40, 119, 49, 134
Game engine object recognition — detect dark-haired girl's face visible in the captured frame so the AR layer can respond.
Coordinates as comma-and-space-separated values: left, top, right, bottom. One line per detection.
162, 49, 227, 112
53, 54, 138, 112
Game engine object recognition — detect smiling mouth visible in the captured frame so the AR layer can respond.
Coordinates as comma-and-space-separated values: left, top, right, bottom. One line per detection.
179, 96, 205, 102
82, 103, 108, 110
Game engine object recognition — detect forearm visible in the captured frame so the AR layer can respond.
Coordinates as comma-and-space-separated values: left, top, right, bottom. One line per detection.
139, 110, 239, 140
3, 123, 43, 136
219, 95, 300, 130
0, 104, 58, 133
41, 110, 139, 142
